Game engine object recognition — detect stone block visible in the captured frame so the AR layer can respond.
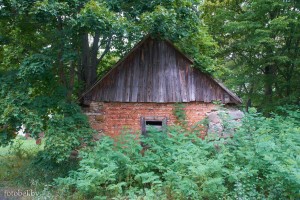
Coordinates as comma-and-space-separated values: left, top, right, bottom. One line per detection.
228, 110, 244, 120
207, 112, 221, 123
95, 115, 105, 122
208, 122, 223, 134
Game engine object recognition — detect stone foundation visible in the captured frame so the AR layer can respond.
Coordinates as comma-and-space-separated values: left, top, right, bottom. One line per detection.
207, 109, 244, 137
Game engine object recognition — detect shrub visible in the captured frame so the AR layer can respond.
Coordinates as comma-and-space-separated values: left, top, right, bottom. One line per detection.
56, 107, 300, 199
42, 102, 95, 163
56, 129, 226, 199
224, 109, 300, 199
0, 70, 95, 163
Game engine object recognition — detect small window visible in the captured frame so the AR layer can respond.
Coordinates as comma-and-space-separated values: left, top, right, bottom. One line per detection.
146, 120, 163, 130
141, 117, 167, 136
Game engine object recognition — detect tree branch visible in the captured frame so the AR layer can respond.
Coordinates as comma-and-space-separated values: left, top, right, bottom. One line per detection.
96, 34, 113, 66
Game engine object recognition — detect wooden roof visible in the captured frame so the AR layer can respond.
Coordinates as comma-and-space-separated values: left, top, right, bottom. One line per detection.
82, 36, 242, 104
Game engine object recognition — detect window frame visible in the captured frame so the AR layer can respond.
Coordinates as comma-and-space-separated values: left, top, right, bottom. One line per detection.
140, 116, 167, 136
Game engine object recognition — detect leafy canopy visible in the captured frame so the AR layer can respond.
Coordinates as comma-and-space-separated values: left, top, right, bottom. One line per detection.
203, 0, 300, 112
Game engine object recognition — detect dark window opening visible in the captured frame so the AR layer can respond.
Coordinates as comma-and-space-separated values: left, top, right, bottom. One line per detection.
141, 117, 167, 136
146, 121, 163, 126
146, 120, 163, 132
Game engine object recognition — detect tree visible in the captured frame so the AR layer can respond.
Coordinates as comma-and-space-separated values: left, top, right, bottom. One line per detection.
0, 0, 217, 161
203, 0, 300, 112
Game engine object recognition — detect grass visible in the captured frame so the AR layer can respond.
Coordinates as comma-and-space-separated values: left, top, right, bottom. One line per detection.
0, 137, 40, 156
0, 137, 81, 200
0, 137, 44, 199
0, 137, 43, 183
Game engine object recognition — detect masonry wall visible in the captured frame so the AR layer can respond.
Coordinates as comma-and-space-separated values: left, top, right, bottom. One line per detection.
84, 102, 216, 138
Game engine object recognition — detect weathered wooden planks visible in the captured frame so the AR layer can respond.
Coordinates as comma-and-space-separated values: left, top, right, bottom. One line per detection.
84, 37, 242, 104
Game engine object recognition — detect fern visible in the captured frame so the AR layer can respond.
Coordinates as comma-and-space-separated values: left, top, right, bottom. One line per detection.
55, 106, 300, 199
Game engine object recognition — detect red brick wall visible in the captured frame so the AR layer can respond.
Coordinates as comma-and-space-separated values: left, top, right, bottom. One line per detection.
85, 102, 216, 138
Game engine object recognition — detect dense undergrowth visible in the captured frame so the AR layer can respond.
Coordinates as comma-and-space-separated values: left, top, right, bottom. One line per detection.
0, 107, 299, 199
0, 138, 40, 186
55, 108, 300, 200
0, 137, 80, 199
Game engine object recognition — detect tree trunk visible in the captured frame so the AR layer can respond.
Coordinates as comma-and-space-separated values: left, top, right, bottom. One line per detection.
80, 33, 100, 91
67, 61, 75, 102
89, 32, 100, 87
79, 32, 113, 96
57, 16, 66, 86
264, 65, 275, 104
57, 50, 66, 86
81, 33, 90, 89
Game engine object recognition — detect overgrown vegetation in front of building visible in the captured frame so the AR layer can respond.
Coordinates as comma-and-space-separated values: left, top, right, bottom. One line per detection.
54, 107, 300, 200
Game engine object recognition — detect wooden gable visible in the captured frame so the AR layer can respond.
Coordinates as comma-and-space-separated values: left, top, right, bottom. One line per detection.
82, 36, 242, 104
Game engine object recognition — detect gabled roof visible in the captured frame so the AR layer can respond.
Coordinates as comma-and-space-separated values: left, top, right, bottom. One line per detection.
81, 36, 242, 104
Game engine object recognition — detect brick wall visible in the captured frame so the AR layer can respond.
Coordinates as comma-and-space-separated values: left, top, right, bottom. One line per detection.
85, 102, 216, 138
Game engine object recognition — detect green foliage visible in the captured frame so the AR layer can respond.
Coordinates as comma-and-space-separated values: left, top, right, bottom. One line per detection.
0, 71, 42, 145
105, 0, 217, 72
224, 109, 300, 199
203, 0, 300, 112
43, 103, 94, 163
19, 54, 53, 82
56, 107, 300, 199
0, 138, 79, 200
173, 103, 186, 126
9, 139, 33, 159
0, 138, 42, 184
56, 130, 224, 199
18, 152, 80, 189
137, 0, 217, 72
0, 70, 94, 163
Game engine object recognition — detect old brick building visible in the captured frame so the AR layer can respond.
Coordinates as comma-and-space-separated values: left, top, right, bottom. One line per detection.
81, 36, 242, 138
